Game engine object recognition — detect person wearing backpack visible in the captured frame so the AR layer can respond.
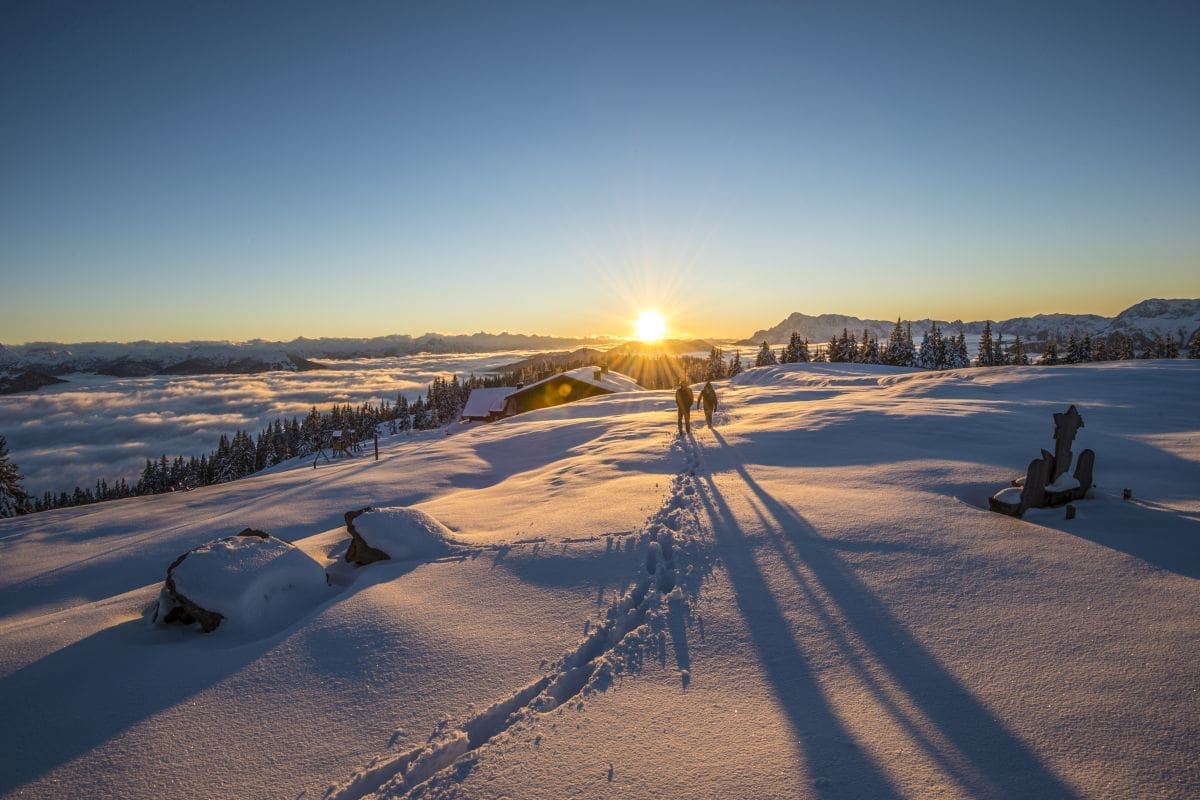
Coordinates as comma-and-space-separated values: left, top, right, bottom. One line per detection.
698, 380, 718, 427
675, 380, 694, 435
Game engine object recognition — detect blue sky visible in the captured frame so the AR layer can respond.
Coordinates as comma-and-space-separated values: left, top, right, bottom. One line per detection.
2, 1, 1198, 342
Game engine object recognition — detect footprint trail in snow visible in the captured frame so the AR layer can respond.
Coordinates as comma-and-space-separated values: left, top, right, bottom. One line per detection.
323, 439, 710, 800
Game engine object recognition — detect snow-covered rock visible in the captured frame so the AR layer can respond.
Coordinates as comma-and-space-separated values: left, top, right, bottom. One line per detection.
155, 529, 328, 633
344, 506, 458, 565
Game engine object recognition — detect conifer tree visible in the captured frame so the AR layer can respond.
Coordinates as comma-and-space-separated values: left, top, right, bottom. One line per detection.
861, 334, 880, 364
993, 332, 1007, 366
825, 335, 840, 362
933, 325, 948, 369
1010, 335, 1029, 365
1189, 330, 1200, 359
1108, 332, 1134, 360
755, 341, 777, 367
782, 332, 803, 364
917, 328, 936, 369
396, 396, 411, 431
727, 350, 743, 377
949, 331, 971, 368
706, 347, 726, 379
1064, 333, 1079, 364
977, 321, 995, 367
882, 318, 905, 366
1041, 341, 1060, 365
842, 329, 857, 363
0, 436, 32, 518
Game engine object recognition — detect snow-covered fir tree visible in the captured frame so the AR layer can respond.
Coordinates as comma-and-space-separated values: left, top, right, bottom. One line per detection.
755, 341, 777, 367
828, 328, 857, 363
0, 435, 32, 518
993, 333, 1007, 366
1107, 332, 1135, 360
706, 347, 726, 379
947, 331, 971, 369
917, 329, 932, 369
728, 350, 743, 377
1075, 335, 1094, 362
917, 325, 941, 369
782, 332, 805, 364
882, 318, 905, 366
1041, 340, 1060, 365
796, 337, 811, 362
1063, 333, 1080, 364
825, 335, 840, 362
1010, 335, 1029, 365
1189, 330, 1200, 359
977, 321, 995, 366
844, 329, 858, 362
861, 334, 880, 364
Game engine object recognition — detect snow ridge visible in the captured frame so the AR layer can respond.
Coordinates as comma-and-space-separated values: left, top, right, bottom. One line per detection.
323, 447, 706, 800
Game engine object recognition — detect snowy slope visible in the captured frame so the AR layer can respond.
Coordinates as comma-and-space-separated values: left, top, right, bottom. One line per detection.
1, 361, 1198, 799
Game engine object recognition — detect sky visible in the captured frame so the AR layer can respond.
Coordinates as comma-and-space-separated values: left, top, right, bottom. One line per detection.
2, 0, 1198, 344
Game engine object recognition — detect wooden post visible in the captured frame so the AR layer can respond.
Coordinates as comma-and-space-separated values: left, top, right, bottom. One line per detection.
374, 434, 379, 461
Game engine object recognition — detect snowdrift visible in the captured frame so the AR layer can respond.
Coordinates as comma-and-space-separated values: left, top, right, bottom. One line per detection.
346, 506, 459, 563
155, 531, 329, 635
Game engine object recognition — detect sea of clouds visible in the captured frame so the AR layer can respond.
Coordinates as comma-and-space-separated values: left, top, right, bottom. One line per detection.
1, 352, 540, 497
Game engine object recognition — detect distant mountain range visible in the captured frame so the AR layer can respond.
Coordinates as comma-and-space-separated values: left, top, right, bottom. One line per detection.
0, 331, 615, 384
3, 301, 1196, 395
740, 298, 1200, 350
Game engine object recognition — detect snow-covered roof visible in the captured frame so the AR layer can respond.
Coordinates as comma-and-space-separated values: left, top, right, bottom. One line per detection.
520, 366, 642, 394
461, 387, 514, 418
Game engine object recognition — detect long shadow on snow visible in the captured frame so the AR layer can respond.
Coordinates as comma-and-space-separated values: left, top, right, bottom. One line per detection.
0, 620, 278, 794
708, 430, 1082, 799
712, 403, 1199, 512
0, 558, 419, 794
1035, 498, 1200, 580
446, 421, 613, 490
498, 542, 642, 596
690, 457, 901, 798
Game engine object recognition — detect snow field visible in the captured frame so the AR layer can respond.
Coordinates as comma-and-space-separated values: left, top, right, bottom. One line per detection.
325, 449, 708, 800
0, 360, 1197, 799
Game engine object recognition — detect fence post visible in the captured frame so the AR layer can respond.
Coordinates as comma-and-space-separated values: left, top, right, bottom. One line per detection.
374, 434, 379, 461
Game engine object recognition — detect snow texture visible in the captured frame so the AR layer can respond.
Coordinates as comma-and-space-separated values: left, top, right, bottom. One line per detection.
351, 507, 458, 561
159, 534, 330, 635
0, 359, 1198, 800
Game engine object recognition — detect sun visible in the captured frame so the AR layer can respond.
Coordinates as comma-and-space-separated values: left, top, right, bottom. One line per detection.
634, 310, 668, 342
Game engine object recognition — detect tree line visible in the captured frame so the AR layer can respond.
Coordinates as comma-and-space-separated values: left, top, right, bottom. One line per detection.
747, 321, 1200, 370
3, 326, 1199, 518
1, 372, 513, 517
